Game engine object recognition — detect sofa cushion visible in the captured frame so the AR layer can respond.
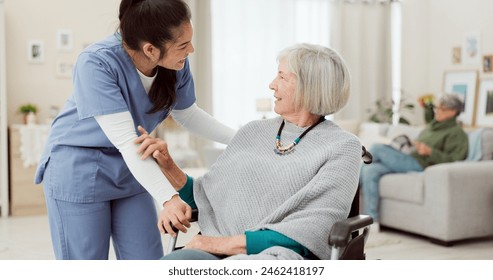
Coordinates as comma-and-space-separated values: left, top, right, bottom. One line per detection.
466, 128, 493, 161
357, 122, 391, 148
335, 119, 360, 135
385, 124, 424, 141
481, 128, 493, 160
379, 172, 424, 204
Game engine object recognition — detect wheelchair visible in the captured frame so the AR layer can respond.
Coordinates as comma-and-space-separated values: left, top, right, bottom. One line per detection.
166, 146, 374, 260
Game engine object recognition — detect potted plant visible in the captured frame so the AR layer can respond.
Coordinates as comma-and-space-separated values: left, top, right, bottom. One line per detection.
367, 97, 414, 125
18, 103, 38, 124
418, 93, 435, 123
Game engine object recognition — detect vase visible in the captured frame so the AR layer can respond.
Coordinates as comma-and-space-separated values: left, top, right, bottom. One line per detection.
26, 112, 37, 125
424, 104, 434, 123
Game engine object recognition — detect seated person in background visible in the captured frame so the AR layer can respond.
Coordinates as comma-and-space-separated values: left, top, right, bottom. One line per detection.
360, 93, 468, 223
136, 43, 362, 260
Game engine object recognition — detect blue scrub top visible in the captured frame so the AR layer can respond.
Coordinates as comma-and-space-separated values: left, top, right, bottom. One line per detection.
35, 33, 196, 203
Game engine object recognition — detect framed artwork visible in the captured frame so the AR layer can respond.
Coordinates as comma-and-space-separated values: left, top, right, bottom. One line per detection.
27, 40, 44, 63
55, 61, 73, 78
483, 55, 493, 73
443, 70, 478, 126
452, 47, 461, 64
462, 32, 481, 65
475, 79, 493, 127
56, 29, 74, 52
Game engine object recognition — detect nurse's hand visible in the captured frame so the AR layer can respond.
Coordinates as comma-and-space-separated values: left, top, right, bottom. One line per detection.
158, 194, 192, 237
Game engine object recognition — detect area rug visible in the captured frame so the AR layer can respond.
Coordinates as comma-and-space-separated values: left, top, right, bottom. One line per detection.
365, 228, 403, 248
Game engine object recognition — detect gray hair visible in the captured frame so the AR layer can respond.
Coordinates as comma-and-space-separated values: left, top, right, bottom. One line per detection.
440, 93, 464, 116
277, 43, 351, 116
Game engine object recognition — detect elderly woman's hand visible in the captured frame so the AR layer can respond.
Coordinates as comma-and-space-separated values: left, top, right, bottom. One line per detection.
136, 126, 191, 234
184, 235, 247, 256
135, 125, 188, 190
414, 140, 432, 156
134, 125, 174, 170
158, 194, 192, 237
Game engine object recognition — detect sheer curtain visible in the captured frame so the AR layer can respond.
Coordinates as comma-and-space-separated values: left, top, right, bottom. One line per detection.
210, 0, 394, 128
210, 0, 331, 129
330, 1, 393, 122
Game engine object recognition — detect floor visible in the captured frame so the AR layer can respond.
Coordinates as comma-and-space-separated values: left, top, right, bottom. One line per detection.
1, 214, 492, 260
364, 225, 493, 260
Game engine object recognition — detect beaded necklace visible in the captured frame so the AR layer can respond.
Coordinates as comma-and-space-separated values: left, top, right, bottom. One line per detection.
274, 116, 325, 155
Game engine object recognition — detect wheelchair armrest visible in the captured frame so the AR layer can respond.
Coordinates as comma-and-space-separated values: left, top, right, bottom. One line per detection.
329, 215, 373, 247
361, 146, 373, 164
190, 208, 199, 222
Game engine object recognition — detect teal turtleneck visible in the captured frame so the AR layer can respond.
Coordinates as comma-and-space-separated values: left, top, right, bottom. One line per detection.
411, 117, 468, 168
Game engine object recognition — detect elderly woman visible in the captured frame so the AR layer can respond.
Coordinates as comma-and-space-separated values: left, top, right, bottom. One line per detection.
360, 94, 468, 223
137, 43, 362, 260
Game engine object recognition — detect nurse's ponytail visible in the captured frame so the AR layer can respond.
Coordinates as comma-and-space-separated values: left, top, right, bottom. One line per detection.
118, 0, 192, 113
118, 0, 146, 21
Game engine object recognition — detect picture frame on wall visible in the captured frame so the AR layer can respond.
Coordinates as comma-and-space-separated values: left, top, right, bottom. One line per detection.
56, 29, 74, 52
55, 60, 73, 78
27, 40, 44, 63
462, 32, 481, 65
475, 79, 493, 127
452, 46, 461, 64
483, 55, 492, 73
443, 70, 478, 126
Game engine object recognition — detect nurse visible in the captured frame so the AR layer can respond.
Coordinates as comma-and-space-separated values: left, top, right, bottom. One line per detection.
34, 0, 235, 260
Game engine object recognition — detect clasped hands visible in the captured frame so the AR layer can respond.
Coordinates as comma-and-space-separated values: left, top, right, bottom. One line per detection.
134, 125, 191, 238
133, 125, 246, 255
413, 140, 432, 156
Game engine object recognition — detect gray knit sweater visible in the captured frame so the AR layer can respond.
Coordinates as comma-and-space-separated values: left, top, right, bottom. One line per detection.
193, 117, 362, 260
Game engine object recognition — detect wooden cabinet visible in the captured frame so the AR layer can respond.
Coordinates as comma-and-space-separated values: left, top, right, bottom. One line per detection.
9, 126, 47, 216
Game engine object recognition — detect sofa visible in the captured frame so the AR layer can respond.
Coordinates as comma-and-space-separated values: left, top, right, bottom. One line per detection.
337, 120, 493, 245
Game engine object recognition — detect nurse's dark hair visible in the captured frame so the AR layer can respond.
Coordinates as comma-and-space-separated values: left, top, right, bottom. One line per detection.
119, 0, 192, 113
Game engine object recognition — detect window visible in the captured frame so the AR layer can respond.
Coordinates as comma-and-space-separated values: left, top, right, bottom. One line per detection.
211, 0, 332, 128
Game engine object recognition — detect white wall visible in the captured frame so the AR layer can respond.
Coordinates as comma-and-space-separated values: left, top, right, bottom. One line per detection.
400, 0, 430, 125
402, 0, 493, 125
3, 0, 493, 126
4, 0, 120, 125
428, 0, 493, 93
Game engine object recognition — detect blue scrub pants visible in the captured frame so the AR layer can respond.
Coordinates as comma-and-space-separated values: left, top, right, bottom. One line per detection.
359, 143, 423, 221
44, 190, 163, 260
